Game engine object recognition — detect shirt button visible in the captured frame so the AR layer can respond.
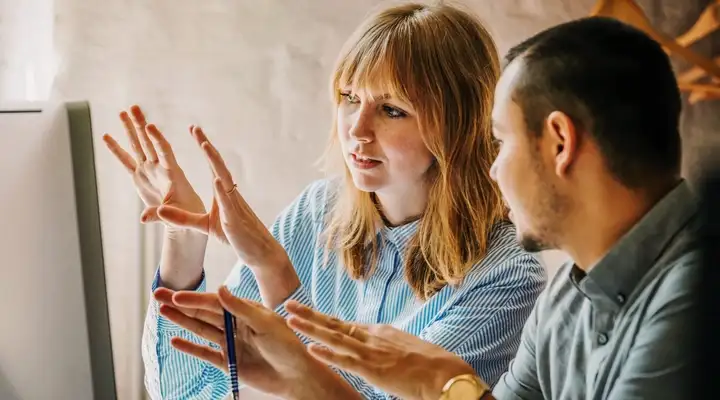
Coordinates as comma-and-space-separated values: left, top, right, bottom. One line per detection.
616, 293, 626, 304
598, 333, 609, 345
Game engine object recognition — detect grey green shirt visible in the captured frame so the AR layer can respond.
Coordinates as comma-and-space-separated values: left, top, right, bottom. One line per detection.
493, 180, 701, 400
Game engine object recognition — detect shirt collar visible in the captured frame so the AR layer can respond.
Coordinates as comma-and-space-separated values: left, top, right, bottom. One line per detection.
373, 219, 512, 256
378, 219, 421, 251
572, 180, 699, 310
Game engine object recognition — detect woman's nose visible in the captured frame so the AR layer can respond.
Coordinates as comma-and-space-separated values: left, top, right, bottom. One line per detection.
348, 108, 374, 142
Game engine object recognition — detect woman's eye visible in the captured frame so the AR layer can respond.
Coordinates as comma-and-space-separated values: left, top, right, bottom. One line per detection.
340, 92, 360, 104
383, 105, 406, 119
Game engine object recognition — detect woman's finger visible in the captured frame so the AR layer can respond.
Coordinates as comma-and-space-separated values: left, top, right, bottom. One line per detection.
154, 289, 224, 327
120, 110, 146, 162
285, 301, 369, 342
140, 206, 161, 224
172, 291, 224, 313
212, 178, 234, 226
157, 205, 210, 234
129, 105, 158, 162
209, 197, 221, 228
170, 291, 225, 327
102, 133, 137, 173
153, 288, 191, 314
199, 137, 235, 192
186, 307, 224, 328
170, 337, 227, 371
190, 125, 219, 180
153, 287, 176, 305
162, 301, 224, 329
190, 125, 211, 149
159, 304, 225, 344
217, 286, 274, 334
146, 123, 179, 169
286, 316, 369, 356
307, 343, 370, 377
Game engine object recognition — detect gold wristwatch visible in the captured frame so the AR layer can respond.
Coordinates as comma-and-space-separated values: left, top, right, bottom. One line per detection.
439, 374, 491, 400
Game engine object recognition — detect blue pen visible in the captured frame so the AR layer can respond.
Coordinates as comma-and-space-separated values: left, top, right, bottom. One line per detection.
223, 309, 240, 400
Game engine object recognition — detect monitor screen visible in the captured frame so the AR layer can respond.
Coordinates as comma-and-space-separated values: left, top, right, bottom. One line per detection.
696, 166, 720, 396
0, 101, 116, 400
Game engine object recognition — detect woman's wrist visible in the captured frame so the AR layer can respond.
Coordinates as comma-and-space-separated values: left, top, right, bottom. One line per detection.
165, 226, 208, 246
249, 252, 301, 309
159, 228, 208, 290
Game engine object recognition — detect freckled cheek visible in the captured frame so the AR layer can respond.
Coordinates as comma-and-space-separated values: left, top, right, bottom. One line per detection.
383, 137, 432, 170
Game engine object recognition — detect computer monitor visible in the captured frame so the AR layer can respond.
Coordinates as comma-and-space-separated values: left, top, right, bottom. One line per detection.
696, 165, 720, 396
0, 101, 117, 400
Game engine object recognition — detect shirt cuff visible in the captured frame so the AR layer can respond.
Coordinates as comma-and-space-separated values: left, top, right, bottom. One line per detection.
151, 267, 207, 292
151, 267, 207, 333
491, 375, 530, 400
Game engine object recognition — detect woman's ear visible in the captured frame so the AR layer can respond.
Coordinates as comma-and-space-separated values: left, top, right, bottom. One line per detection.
544, 111, 578, 178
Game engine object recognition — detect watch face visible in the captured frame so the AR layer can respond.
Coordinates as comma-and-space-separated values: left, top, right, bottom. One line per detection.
448, 379, 481, 399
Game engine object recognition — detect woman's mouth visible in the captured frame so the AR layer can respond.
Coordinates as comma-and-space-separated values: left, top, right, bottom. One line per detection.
351, 153, 381, 170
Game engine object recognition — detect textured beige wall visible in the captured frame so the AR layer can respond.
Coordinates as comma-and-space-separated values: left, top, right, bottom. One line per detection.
1, 0, 717, 399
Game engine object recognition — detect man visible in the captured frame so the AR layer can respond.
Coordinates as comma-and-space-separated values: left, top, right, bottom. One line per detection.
287, 15, 702, 399
157, 16, 702, 400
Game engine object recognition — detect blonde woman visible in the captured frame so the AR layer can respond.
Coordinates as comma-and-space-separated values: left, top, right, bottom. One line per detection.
104, 3, 546, 399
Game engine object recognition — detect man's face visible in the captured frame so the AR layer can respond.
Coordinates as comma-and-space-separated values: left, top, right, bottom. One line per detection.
490, 60, 564, 252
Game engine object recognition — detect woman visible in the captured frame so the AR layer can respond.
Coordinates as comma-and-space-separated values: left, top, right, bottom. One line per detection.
104, 3, 546, 399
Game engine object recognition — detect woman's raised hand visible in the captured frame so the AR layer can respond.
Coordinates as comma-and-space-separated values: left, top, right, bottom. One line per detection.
105, 106, 297, 298
153, 127, 287, 268
102, 105, 206, 229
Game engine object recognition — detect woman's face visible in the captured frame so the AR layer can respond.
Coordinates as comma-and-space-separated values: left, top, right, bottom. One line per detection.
336, 86, 434, 197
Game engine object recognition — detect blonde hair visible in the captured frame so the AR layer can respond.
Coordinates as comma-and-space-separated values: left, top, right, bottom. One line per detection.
321, 2, 505, 300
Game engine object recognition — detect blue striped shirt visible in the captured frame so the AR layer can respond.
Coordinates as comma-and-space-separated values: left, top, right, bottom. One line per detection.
142, 178, 547, 399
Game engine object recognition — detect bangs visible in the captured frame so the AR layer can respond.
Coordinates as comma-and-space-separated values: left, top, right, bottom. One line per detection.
332, 22, 417, 105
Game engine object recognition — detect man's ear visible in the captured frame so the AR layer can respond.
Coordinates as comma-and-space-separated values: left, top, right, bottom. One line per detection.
544, 110, 578, 177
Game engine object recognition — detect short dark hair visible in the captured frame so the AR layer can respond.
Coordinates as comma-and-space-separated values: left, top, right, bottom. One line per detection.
503, 16, 682, 188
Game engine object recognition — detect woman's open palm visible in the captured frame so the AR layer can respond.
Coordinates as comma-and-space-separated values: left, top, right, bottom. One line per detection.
157, 287, 318, 397
103, 105, 206, 228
